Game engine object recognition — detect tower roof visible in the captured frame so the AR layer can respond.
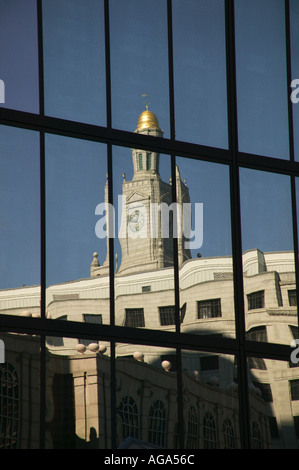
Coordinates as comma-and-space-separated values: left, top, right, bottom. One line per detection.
137, 106, 160, 131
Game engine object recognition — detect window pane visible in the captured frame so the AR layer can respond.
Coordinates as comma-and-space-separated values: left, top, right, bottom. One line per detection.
182, 351, 239, 449
176, 157, 235, 338
0, 126, 40, 318
45, 336, 111, 448
43, 0, 106, 125
235, 0, 289, 159
116, 344, 178, 449
0, 332, 40, 449
110, 0, 170, 137
240, 170, 296, 344
45, 135, 109, 325
113, 139, 175, 331
248, 357, 299, 448
172, 0, 228, 148
0, 0, 39, 113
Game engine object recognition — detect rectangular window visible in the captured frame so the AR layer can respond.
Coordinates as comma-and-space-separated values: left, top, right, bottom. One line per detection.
294, 417, 299, 439
289, 325, 299, 340
247, 290, 264, 310
46, 316, 67, 346
246, 326, 267, 342
288, 290, 297, 307
146, 153, 151, 170
159, 306, 176, 326
78, 314, 103, 346
269, 417, 279, 439
125, 308, 145, 328
83, 314, 103, 324
142, 286, 151, 293
197, 299, 221, 319
139, 153, 143, 170
290, 380, 299, 401
252, 382, 273, 402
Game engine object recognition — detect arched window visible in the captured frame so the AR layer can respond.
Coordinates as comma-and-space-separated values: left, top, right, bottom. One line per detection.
118, 395, 139, 440
251, 421, 262, 449
148, 400, 166, 447
138, 153, 143, 170
223, 418, 236, 449
186, 406, 198, 449
203, 412, 217, 449
0, 363, 19, 449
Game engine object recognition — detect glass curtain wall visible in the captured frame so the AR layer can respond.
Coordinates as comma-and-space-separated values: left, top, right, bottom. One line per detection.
0, 0, 298, 450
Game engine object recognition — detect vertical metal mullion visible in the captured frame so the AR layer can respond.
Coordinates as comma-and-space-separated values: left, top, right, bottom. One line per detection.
167, 0, 184, 450
285, 0, 295, 164
110, 341, 117, 449
167, 0, 175, 142
37, 0, 46, 450
104, 0, 116, 449
104, 0, 112, 131
225, 0, 250, 449
39, 131, 46, 450
285, 0, 299, 333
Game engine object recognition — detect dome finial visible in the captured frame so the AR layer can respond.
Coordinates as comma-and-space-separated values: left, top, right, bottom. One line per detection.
142, 93, 149, 109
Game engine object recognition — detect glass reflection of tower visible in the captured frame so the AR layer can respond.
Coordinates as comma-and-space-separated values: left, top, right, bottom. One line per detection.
115, 107, 191, 275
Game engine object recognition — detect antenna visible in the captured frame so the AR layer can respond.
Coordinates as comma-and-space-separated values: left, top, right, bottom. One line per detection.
141, 93, 150, 110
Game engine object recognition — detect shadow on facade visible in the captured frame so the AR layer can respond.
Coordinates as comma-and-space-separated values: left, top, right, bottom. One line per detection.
2, 328, 297, 450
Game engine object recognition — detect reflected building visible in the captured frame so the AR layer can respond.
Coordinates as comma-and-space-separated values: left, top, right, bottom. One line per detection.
1, 109, 299, 449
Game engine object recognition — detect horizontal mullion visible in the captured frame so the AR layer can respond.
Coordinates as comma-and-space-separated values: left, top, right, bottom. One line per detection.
0, 314, 237, 352
0, 314, 294, 360
1, 109, 299, 176
238, 151, 299, 177
244, 339, 292, 361
0, 108, 230, 163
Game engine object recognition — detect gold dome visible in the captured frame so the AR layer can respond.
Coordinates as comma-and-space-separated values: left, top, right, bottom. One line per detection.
137, 106, 160, 131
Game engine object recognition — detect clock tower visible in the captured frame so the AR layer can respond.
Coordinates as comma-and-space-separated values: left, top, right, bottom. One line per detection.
116, 106, 191, 275
90, 107, 191, 278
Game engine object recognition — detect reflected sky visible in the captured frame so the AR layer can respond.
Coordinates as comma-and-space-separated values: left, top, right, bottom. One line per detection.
45, 135, 107, 286
43, 0, 106, 125
0, 0, 39, 113
110, 0, 170, 137
0, 126, 40, 289
235, 0, 289, 159
240, 169, 294, 253
173, 0, 227, 148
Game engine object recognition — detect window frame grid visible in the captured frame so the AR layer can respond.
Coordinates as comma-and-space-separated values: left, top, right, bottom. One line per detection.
0, 0, 297, 450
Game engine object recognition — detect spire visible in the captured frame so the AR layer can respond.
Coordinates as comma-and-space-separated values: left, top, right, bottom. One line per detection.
91, 252, 100, 267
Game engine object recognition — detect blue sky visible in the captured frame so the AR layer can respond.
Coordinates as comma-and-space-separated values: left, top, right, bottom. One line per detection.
0, 0, 297, 288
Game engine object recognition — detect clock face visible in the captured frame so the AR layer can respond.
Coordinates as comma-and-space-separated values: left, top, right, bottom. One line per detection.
128, 209, 145, 233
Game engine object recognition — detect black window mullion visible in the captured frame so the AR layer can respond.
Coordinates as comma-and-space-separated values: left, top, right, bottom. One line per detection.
285, 0, 299, 342
37, 0, 46, 450
168, 0, 184, 450
104, 0, 116, 450
225, 0, 251, 449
